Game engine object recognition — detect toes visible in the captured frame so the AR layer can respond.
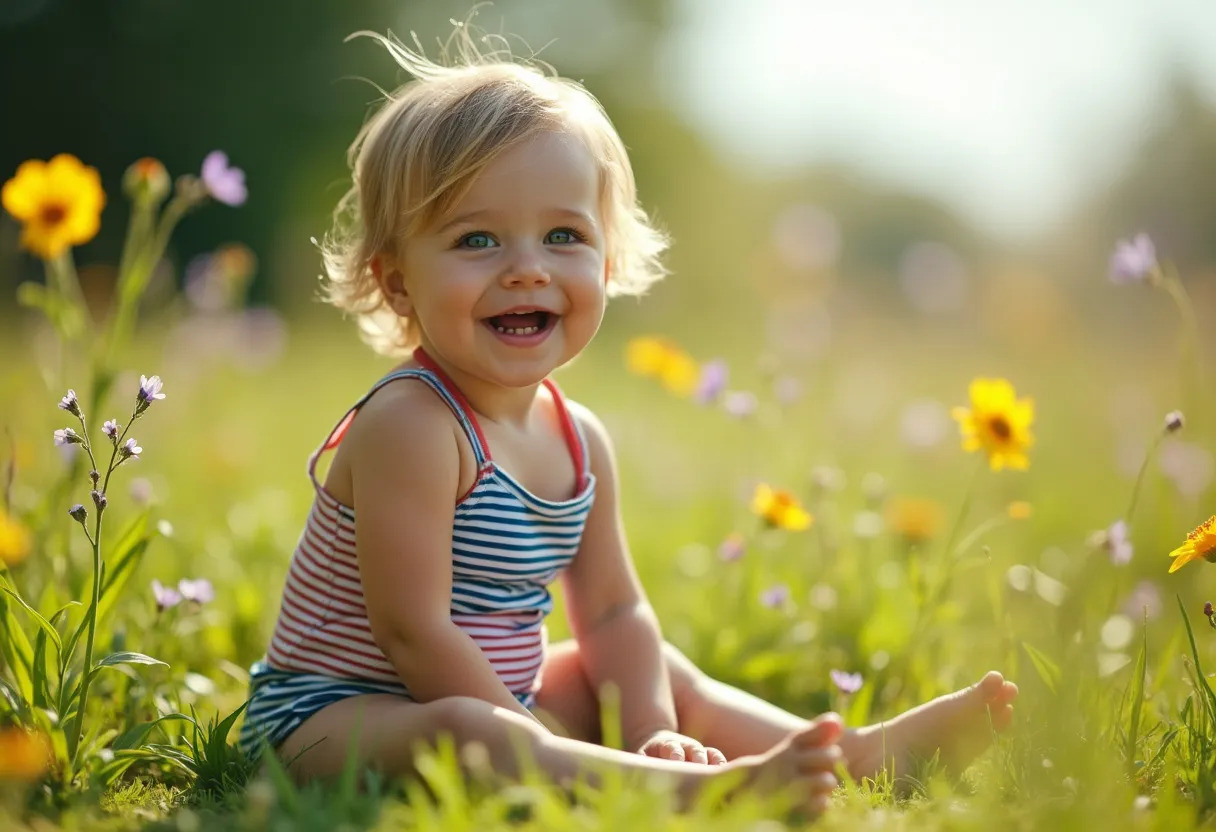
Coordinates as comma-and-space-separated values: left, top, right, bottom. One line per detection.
973, 671, 1006, 699
797, 745, 843, 773
989, 703, 1014, 732
795, 713, 844, 748
998, 680, 1019, 704
808, 771, 838, 794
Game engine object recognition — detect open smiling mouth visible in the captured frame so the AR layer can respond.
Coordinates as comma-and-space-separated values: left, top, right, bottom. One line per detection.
482, 310, 559, 344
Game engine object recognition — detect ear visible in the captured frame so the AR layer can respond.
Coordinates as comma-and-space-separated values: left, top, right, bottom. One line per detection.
372, 253, 413, 317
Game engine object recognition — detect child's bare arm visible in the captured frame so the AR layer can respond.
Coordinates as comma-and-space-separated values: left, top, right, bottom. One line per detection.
561, 403, 678, 750
347, 385, 543, 726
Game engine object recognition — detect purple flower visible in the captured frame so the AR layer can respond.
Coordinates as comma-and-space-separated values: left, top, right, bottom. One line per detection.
1109, 233, 1158, 284
68, 504, 87, 524
53, 427, 81, 446
102, 419, 119, 440
137, 374, 166, 407
717, 533, 746, 563
58, 389, 81, 417
177, 578, 214, 605
121, 438, 142, 460
759, 583, 790, 609
152, 579, 182, 611
830, 669, 864, 694
694, 360, 729, 404
200, 151, 247, 207
723, 391, 758, 418
1107, 520, 1133, 565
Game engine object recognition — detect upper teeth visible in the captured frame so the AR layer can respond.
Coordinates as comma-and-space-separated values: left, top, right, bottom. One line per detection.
495, 324, 539, 335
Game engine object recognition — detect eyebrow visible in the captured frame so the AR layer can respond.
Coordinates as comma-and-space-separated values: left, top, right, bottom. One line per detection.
434, 207, 598, 236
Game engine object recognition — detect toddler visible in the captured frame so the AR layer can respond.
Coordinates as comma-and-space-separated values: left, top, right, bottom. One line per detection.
237, 28, 1018, 816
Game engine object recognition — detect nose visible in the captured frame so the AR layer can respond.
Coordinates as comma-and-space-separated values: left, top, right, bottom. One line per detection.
499, 246, 551, 289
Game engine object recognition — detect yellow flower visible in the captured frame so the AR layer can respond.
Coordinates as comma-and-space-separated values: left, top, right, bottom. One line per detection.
625, 336, 699, 397
751, 484, 813, 531
1007, 501, 1033, 520
885, 496, 943, 542
0, 508, 32, 566
0, 727, 53, 781
951, 378, 1034, 471
1167, 515, 1216, 574
2, 154, 106, 260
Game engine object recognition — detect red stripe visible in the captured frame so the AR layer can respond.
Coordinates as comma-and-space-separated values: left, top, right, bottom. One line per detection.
276, 649, 399, 682
298, 533, 358, 580
273, 613, 388, 664
310, 498, 358, 546
288, 551, 365, 603
306, 510, 358, 558
413, 347, 494, 462
543, 377, 587, 493
283, 571, 365, 617
277, 600, 378, 651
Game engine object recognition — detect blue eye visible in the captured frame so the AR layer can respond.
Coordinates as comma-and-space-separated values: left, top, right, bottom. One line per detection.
459, 232, 497, 249
546, 228, 582, 245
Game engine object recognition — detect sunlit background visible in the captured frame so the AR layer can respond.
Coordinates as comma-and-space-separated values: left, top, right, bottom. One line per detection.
2, 0, 1216, 826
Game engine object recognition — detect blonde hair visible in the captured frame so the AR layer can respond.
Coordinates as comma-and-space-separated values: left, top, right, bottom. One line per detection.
319, 26, 669, 357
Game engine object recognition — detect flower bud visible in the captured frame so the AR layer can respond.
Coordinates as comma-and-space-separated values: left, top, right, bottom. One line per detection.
68, 504, 88, 524
1165, 410, 1185, 434
90, 490, 107, 511
89, 469, 100, 487
1205, 601, 1213, 618
53, 427, 82, 446
57, 389, 82, 418
122, 157, 170, 205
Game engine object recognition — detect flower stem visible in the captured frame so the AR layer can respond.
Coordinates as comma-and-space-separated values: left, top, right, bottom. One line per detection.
942, 457, 987, 561
1125, 429, 1166, 526
68, 503, 103, 769
68, 407, 130, 770
104, 195, 191, 368
1161, 265, 1203, 423
904, 457, 987, 651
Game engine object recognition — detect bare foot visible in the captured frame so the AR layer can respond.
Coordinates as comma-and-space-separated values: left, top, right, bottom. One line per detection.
840, 671, 1018, 783
720, 712, 845, 818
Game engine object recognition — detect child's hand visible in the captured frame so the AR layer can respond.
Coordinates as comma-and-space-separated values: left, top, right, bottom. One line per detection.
635, 729, 727, 764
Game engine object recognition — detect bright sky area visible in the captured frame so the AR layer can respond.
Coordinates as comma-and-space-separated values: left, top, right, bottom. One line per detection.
658, 0, 1216, 240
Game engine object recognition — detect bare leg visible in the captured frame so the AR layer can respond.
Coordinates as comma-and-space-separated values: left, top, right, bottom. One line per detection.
275, 692, 843, 814
534, 640, 1018, 780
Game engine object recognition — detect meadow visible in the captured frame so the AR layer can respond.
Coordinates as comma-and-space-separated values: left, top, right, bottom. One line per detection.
0, 154, 1214, 831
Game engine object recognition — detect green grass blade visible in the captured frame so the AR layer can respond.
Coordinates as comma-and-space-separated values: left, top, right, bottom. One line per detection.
0, 587, 35, 702
1126, 616, 1148, 773
1176, 594, 1216, 721
1021, 641, 1061, 695
1, 585, 64, 652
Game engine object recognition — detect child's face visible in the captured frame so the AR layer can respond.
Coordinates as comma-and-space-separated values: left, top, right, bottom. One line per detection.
391, 129, 608, 387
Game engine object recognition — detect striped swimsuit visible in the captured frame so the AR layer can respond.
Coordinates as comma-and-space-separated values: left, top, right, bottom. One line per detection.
237, 348, 596, 758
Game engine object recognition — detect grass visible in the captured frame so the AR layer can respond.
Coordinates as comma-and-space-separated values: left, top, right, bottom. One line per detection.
0, 292, 1213, 829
